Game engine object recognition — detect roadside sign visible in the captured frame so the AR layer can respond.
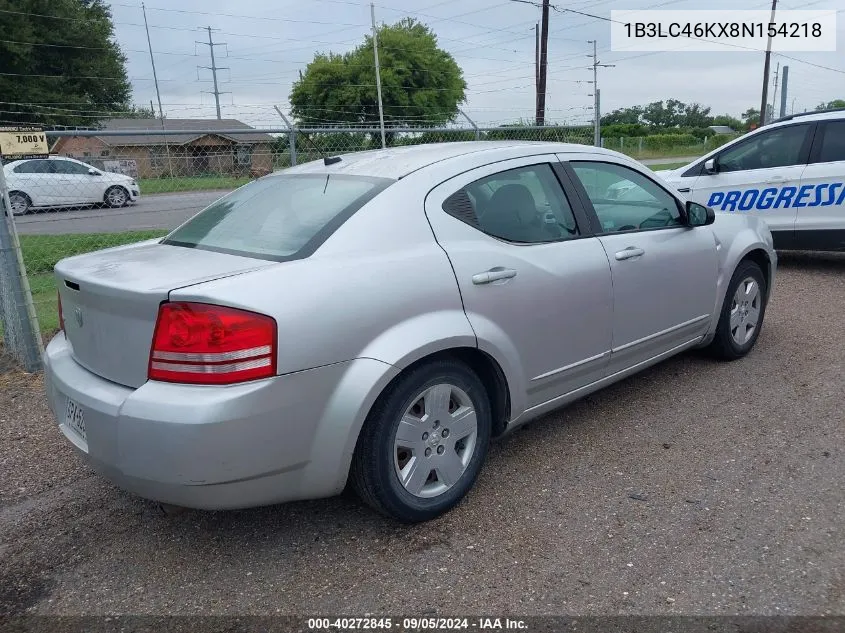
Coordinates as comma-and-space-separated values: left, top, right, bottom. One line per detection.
0, 127, 49, 159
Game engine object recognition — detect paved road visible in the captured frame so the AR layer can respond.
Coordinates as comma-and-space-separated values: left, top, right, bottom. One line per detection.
13, 190, 229, 235
1, 253, 843, 617
12, 157, 700, 236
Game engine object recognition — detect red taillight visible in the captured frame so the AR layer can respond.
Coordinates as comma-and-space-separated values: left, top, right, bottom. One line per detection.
58, 292, 65, 333
148, 302, 277, 385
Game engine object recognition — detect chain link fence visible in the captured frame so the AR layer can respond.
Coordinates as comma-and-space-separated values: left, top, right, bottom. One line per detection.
0, 122, 726, 372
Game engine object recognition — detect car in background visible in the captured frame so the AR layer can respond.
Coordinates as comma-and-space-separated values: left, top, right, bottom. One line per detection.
44, 142, 775, 523
4, 156, 140, 215
654, 109, 845, 252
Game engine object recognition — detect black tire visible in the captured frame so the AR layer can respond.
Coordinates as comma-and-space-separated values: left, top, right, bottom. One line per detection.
709, 260, 767, 361
103, 185, 129, 208
8, 191, 31, 216
350, 359, 492, 523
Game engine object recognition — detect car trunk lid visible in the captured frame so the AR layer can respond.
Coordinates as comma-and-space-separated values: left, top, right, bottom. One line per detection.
55, 239, 276, 388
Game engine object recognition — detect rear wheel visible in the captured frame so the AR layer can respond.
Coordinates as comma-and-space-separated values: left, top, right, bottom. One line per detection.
709, 260, 767, 360
351, 359, 492, 523
104, 185, 128, 208
9, 191, 31, 216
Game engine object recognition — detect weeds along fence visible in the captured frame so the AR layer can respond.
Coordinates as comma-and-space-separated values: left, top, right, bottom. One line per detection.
0, 124, 730, 372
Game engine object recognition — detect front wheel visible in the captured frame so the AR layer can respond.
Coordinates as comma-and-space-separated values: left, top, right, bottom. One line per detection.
8, 191, 31, 216
709, 260, 767, 360
104, 186, 129, 208
350, 360, 492, 523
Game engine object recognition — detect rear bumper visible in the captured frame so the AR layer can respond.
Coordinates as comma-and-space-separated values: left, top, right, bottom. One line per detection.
43, 333, 398, 509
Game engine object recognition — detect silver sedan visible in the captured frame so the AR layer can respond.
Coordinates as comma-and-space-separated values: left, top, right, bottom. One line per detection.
44, 142, 776, 523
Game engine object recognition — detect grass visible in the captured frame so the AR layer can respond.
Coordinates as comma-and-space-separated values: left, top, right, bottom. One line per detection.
12, 231, 167, 339
648, 162, 689, 171
138, 175, 250, 195
618, 146, 705, 160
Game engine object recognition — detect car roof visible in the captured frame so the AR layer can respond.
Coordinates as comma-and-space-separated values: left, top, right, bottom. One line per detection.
4, 156, 76, 167
279, 140, 625, 180
767, 108, 845, 127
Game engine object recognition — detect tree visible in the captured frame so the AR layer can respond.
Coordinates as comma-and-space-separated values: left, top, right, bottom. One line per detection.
741, 108, 760, 130
289, 18, 466, 131
121, 104, 157, 119
601, 106, 644, 126
603, 100, 712, 129
0, 0, 132, 127
816, 100, 845, 111
711, 115, 743, 131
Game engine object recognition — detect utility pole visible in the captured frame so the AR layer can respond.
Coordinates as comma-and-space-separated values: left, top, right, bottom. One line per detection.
143, 3, 173, 177
771, 62, 780, 121
759, 0, 778, 126
536, 0, 550, 125
535, 23, 540, 119
371, 3, 386, 148
779, 66, 789, 119
142, 4, 165, 122
197, 26, 229, 119
588, 40, 614, 147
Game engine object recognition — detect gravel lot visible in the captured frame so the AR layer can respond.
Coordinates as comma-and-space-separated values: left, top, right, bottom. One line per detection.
1, 252, 843, 619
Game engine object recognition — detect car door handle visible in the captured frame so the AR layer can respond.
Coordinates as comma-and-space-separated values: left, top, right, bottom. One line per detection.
765, 176, 787, 184
615, 247, 645, 261
472, 267, 517, 285
676, 187, 691, 193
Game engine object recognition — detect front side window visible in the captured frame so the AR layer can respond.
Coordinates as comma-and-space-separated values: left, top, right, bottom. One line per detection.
442, 164, 579, 243
817, 121, 845, 164
53, 159, 91, 175
163, 174, 393, 261
570, 161, 683, 233
717, 123, 810, 172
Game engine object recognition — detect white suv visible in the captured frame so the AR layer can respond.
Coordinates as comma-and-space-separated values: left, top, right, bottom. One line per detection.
656, 109, 845, 252
4, 156, 140, 215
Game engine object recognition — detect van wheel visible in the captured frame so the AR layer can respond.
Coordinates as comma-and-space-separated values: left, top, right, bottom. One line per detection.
709, 260, 767, 360
351, 360, 492, 523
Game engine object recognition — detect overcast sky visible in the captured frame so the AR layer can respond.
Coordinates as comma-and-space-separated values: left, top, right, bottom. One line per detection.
106, 0, 845, 128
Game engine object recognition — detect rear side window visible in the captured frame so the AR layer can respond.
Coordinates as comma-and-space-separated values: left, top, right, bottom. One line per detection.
53, 160, 91, 175
13, 160, 53, 174
442, 164, 580, 243
162, 174, 393, 261
817, 121, 845, 163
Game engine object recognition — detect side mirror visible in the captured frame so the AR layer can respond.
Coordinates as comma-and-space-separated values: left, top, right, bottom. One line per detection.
703, 158, 717, 174
686, 200, 715, 227
88, 168, 101, 176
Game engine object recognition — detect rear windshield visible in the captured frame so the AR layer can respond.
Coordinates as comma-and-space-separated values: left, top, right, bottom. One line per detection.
162, 173, 393, 261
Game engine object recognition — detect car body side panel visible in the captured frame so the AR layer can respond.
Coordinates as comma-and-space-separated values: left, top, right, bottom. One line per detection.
696, 214, 777, 347
684, 165, 805, 233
